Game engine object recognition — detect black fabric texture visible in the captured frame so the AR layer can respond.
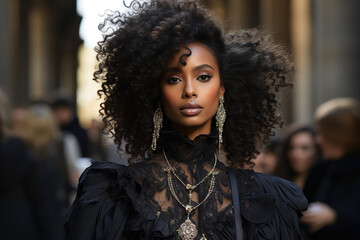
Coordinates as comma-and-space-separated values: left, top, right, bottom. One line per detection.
65, 130, 307, 240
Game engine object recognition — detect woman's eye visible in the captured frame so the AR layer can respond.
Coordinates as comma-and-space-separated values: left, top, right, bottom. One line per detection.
166, 77, 181, 84
197, 75, 211, 82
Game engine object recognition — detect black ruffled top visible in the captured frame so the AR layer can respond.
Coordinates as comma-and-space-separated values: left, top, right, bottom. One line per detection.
65, 130, 307, 240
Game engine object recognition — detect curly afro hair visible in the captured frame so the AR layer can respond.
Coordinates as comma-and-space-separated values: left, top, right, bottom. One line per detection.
95, 0, 293, 167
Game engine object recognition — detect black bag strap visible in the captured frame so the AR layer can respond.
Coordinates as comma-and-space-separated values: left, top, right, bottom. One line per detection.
228, 168, 243, 240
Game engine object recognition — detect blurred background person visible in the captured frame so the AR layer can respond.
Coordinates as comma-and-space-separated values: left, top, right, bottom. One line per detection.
302, 98, 360, 240
15, 103, 72, 237
52, 97, 90, 158
253, 137, 281, 174
277, 125, 321, 189
10, 106, 27, 133
87, 118, 107, 162
0, 91, 56, 240
51, 97, 90, 195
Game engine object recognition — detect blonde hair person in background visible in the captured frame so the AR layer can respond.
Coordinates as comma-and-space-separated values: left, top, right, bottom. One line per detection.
18, 104, 58, 153
302, 98, 360, 240
314, 98, 360, 159
0, 92, 56, 240
16, 103, 82, 201
15, 103, 73, 239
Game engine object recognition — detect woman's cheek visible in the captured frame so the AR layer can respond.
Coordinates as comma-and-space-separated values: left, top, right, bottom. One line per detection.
208, 87, 220, 101
161, 87, 180, 119
205, 85, 222, 112
162, 88, 178, 106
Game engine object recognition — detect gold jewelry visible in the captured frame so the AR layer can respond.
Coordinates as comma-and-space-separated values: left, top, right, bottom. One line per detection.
163, 149, 218, 191
200, 234, 207, 240
163, 149, 218, 240
215, 96, 226, 152
151, 105, 163, 151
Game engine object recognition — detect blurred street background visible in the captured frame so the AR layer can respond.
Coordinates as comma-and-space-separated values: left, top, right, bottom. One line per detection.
0, 0, 359, 239
1, 0, 359, 126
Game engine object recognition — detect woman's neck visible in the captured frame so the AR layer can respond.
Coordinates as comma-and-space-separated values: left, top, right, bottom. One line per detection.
159, 125, 218, 164
171, 122, 212, 140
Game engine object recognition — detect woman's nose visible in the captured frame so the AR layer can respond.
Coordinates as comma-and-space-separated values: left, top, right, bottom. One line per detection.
182, 79, 197, 98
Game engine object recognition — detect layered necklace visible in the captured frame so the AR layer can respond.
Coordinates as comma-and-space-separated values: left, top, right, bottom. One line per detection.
162, 149, 218, 240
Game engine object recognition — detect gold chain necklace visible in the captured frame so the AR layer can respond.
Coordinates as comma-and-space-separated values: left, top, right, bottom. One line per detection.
162, 149, 218, 240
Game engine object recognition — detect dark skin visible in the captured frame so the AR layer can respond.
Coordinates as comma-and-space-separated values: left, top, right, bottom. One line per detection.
155, 42, 228, 222
160, 42, 225, 140
95, 0, 293, 167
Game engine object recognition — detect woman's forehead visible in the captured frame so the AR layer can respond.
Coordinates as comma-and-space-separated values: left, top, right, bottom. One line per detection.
166, 42, 218, 68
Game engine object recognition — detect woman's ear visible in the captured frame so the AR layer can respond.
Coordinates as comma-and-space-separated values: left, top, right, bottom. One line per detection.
219, 84, 225, 99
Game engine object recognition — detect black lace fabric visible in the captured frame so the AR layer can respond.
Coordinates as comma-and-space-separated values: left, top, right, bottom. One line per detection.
130, 129, 234, 237
65, 129, 308, 240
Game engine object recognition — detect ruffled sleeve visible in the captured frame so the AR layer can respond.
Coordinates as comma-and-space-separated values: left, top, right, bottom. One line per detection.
252, 172, 308, 240
64, 161, 141, 240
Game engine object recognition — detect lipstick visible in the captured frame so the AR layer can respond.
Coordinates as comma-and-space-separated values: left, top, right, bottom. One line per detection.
179, 103, 203, 116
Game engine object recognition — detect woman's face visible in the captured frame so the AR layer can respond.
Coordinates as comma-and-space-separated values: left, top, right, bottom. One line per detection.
288, 132, 317, 174
160, 42, 224, 140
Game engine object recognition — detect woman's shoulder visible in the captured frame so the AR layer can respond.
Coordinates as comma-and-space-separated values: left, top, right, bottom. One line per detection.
80, 160, 128, 178
234, 169, 306, 200
65, 161, 143, 239
69, 161, 142, 204
252, 171, 308, 211
233, 168, 307, 214
234, 169, 308, 239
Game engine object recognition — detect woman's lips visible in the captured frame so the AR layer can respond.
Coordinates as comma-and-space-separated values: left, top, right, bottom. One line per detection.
180, 108, 203, 115
179, 103, 203, 116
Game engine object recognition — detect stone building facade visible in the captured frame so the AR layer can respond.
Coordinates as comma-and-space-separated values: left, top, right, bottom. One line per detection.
1, 0, 359, 124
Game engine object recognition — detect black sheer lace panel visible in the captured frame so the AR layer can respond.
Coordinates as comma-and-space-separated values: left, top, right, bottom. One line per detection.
129, 129, 234, 236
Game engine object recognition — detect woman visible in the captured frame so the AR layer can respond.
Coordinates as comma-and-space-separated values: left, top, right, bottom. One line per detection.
278, 125, 320, 189
65, 1, 307, 239
253, 137, 281, 174
16, 103, 73, 239
0, 93, 52, 239
302, 98, 360, 240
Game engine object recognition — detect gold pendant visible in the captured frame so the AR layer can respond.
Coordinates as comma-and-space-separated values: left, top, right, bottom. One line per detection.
200, 234, 207, 240
177, 219, 198, 240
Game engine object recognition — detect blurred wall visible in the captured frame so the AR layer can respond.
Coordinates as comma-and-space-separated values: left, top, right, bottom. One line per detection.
204, 0, 360, 124
0, 0, 81, 107
1, 0, 359, 125
311, 0, 360, 112
0, 0, 11, 95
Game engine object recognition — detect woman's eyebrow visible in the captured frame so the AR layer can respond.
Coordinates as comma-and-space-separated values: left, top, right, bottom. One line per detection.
164, 64, 214, 73
193, 64, 214, 71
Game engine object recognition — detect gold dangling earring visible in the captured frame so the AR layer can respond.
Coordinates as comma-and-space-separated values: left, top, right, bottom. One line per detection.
151, 105, 163, 151
215, 96, 226, 152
